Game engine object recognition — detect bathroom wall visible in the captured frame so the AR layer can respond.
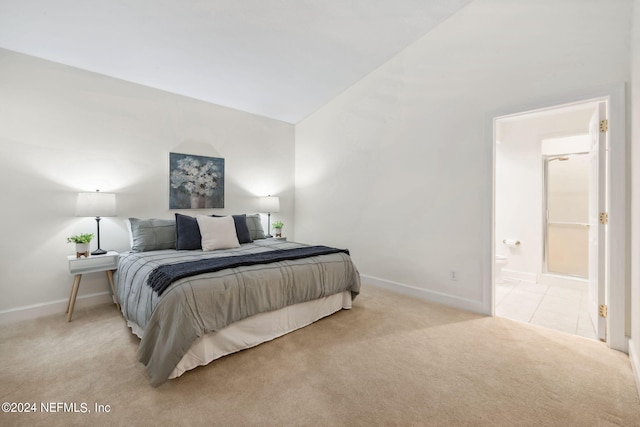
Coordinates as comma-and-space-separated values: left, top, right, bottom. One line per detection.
629, 0, 640, 394
495, 107, 595, 282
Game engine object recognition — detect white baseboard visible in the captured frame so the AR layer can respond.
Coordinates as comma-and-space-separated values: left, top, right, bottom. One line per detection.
0, 292, 113, 325
502, 269, 537, 283
360, 274, 486, 315
539, 274, 588, 288
629, 340, 640, 400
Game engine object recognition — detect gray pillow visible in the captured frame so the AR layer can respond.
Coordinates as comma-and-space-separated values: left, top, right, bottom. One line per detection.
129, 218, 176, 252
245, 214, 266, 240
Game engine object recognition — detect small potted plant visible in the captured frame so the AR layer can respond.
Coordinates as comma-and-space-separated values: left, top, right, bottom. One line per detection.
67, 233, 94, 258
272, 221, 284, 238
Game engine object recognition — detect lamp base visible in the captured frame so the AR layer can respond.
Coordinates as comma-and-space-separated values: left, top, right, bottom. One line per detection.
91, 248, 107, 256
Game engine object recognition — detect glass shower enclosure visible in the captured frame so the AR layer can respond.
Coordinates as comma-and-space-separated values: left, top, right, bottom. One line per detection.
544, 153, 590, 278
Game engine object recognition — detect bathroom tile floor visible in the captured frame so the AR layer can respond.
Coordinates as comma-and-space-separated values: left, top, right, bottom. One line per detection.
495, 278, 598, 341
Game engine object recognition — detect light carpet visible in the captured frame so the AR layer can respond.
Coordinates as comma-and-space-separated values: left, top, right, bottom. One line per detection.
0, 284, 638, 426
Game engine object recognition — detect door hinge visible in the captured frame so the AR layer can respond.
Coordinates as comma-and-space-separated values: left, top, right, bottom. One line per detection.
599, 304, 608, 318
600, 119, 608, 132
599, 212, 608, 225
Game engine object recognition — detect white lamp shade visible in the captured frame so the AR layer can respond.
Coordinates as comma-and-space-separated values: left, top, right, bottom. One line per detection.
259, 196, 280, 213
76, 191, 117, 217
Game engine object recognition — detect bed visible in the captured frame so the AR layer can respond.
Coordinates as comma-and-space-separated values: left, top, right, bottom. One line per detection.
114, 214, 361, 386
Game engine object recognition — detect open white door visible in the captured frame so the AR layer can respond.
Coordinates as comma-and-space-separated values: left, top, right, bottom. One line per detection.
588, 102, 607, 341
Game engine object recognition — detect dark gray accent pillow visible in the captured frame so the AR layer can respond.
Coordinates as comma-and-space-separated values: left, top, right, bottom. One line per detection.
175, 213, 202, 250
129, 218, 176, 252
245, 214, 266, 240
211, 214, 252, 244
231, 214, 252, 244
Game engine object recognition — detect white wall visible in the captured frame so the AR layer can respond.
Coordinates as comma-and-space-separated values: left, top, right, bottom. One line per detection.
0, 49, 295, 316
629, 0, 640, 396
295, 0, 632, 313
495, 110, 592, 282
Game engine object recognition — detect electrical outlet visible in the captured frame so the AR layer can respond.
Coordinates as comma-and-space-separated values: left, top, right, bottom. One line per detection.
449, 270, 458, 281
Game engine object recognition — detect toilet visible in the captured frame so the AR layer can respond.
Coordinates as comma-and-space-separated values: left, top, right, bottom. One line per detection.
495, 254, 508, 283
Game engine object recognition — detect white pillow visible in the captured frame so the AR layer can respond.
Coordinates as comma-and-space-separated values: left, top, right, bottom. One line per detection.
196, 215, 240, 251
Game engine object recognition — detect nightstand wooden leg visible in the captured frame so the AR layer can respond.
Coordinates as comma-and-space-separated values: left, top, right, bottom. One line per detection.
105, 270, 120, 310
67, 274, 82, 322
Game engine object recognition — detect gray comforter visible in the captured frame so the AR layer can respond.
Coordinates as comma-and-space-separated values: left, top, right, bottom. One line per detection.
114, 239, 361, 386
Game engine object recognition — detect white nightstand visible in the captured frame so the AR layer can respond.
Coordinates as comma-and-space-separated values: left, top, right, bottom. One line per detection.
66, 251, 119, 322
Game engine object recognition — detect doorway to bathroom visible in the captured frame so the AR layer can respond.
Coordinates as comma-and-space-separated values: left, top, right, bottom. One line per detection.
493, 99, 607, 342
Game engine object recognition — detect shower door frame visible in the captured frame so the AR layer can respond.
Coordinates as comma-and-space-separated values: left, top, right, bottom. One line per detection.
542, 151, 590, 279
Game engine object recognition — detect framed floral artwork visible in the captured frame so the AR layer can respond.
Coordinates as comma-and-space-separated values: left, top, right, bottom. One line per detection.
169, 152, 224, 209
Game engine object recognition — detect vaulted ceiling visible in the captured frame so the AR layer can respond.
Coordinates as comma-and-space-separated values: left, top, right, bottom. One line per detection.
0, 0, 472, 123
